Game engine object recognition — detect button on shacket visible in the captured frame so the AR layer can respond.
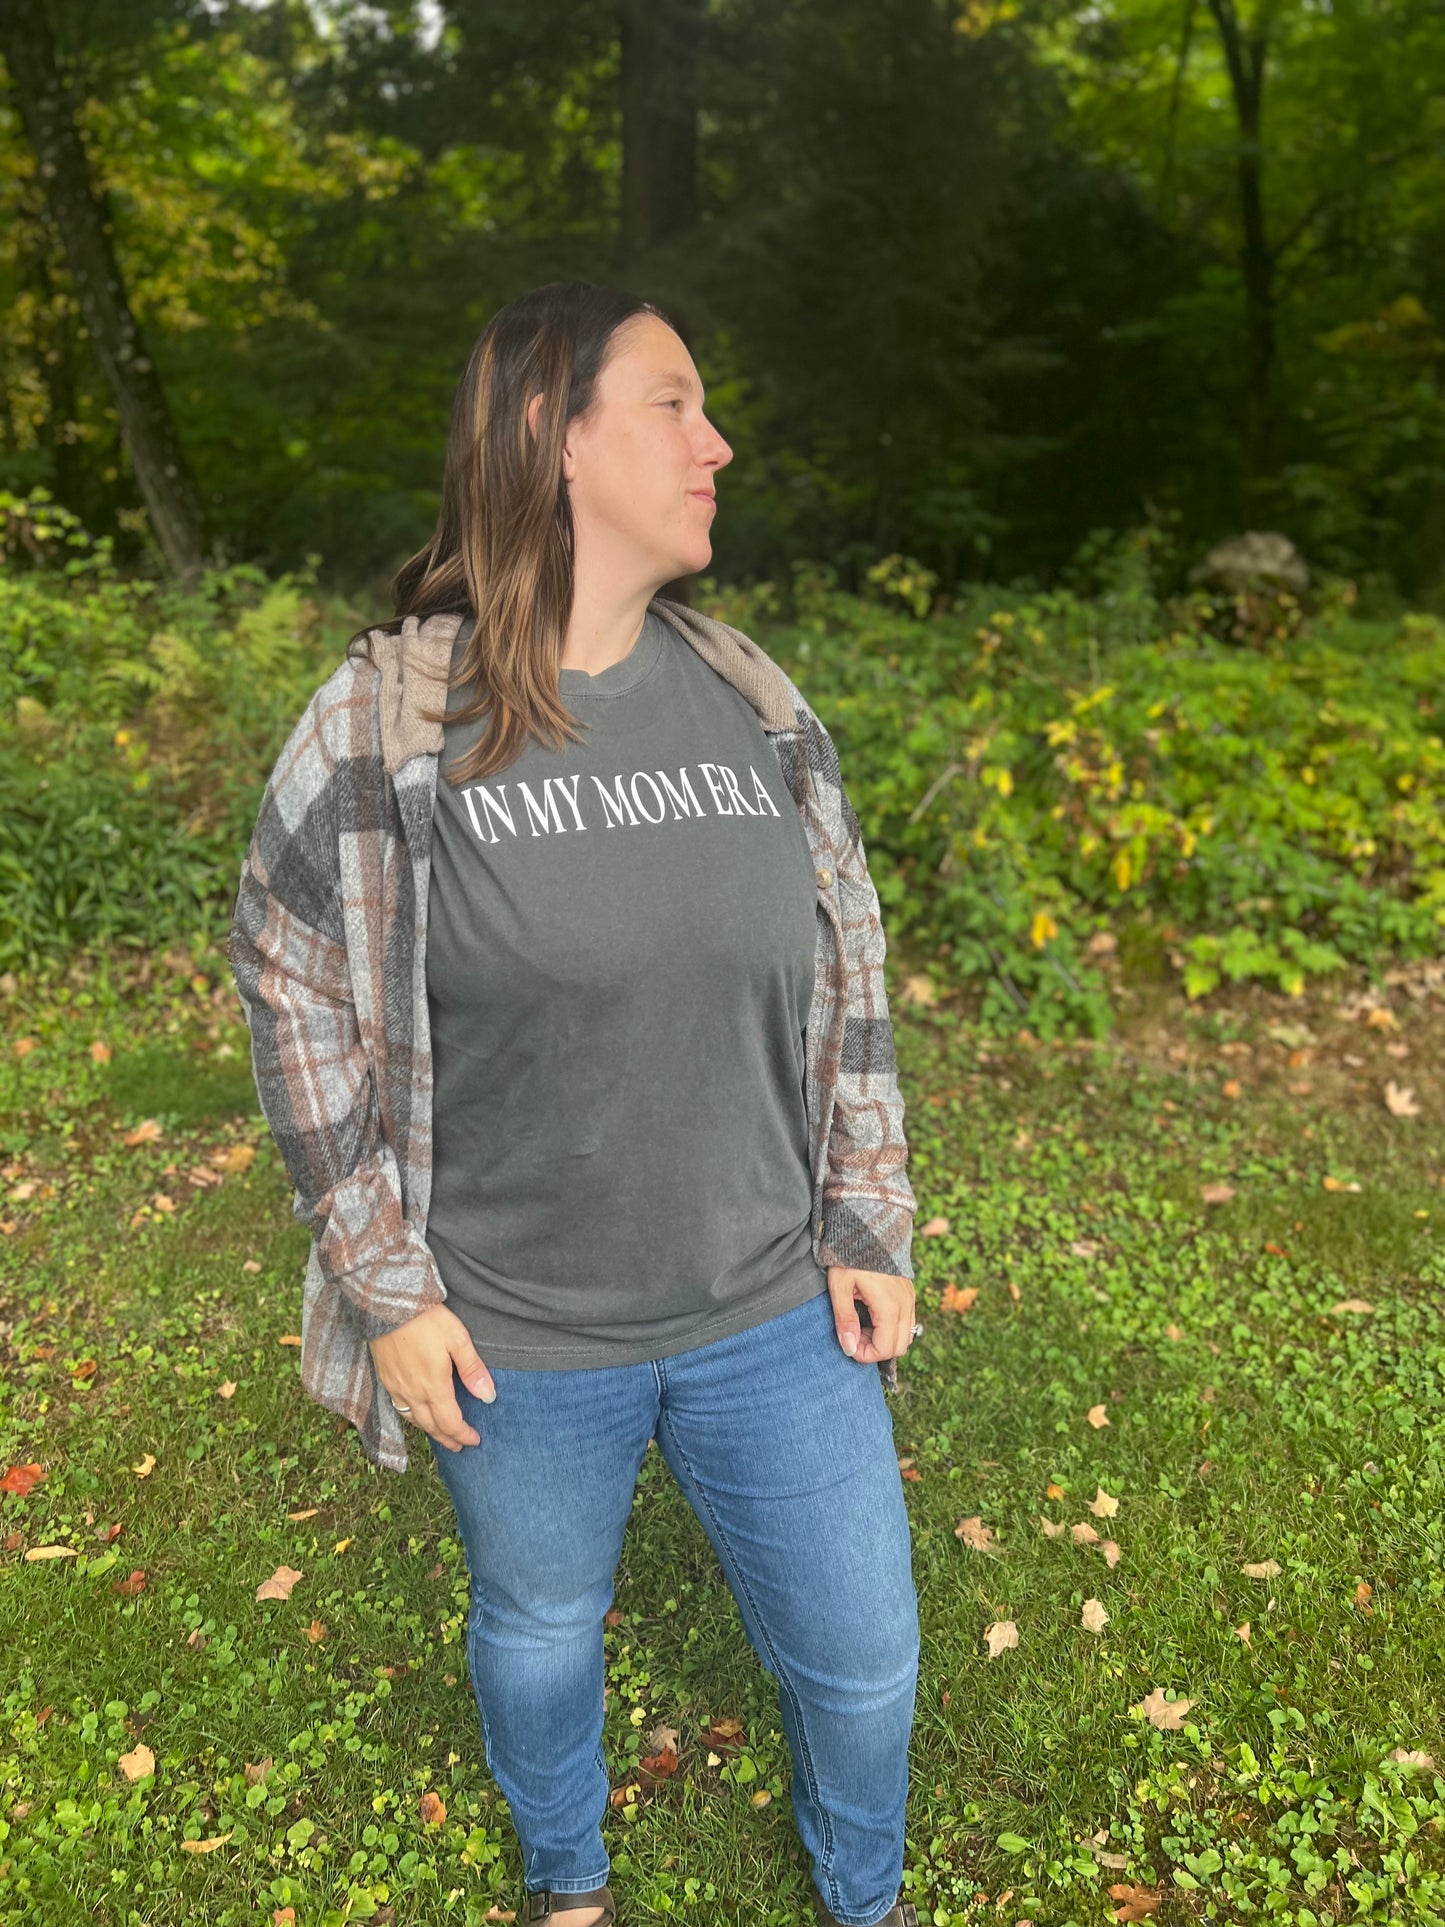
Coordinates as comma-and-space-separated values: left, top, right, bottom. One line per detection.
229, 595, 917, 1473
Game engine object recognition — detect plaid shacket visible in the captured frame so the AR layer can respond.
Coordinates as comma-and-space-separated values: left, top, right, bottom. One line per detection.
229, 595, 916, 1473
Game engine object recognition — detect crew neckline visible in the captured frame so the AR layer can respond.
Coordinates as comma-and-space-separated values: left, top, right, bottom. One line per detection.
558, 608, 667, 698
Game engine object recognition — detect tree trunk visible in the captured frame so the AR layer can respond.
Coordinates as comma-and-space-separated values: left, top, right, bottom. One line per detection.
1205, 0, 1277, 502
618, 0, 702, 264
0, 0, 208, 579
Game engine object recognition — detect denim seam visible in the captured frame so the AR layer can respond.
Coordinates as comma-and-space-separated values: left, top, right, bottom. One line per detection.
653, 1374, 836, 1886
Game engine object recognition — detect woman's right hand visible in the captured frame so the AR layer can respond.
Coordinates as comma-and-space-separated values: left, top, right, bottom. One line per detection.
368, 1304, 497, 1451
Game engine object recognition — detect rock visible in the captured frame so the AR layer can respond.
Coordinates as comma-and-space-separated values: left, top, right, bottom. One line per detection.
1190, 531, 1310, 595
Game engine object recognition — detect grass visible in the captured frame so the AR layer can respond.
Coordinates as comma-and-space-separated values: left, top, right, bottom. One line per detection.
0, 939, 1442, 1926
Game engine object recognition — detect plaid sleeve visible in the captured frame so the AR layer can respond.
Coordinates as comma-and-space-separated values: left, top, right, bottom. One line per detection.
229, 680, 447, 1340
800, 699, 918, 1282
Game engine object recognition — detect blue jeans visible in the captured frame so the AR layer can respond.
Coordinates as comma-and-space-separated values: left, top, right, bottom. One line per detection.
427, 1287, 920, 1927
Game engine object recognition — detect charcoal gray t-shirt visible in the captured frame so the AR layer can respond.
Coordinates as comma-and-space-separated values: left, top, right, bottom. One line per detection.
423, 607, 828, 1368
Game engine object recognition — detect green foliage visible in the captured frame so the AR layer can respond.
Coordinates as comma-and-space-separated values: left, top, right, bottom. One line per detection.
711, 554, 1445, 1033
6, 517, 1445, 1032
0, 490, 341, 972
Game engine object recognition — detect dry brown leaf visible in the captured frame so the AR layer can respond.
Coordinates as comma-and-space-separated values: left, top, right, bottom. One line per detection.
1164, 1323, 1183, 1341
1086, 1404, 1110, 1429
1235, 1623, 1251, 1644
1355, 1581, 1373, 1613
1071, 1239, 1100, 1259
919, 1215, 951, 1237
955, 1515, 997, 1552
1080, 1599, 1110, 1634
277, 1333, 302, 1346
112, 1568, 147, 1597
122, 1119, 163, 1147
24, 1544, 79, 1561
1045, 1481, 1066, 1500
1322, 1176, 1362, 1193
1241, 1559, 1281, 1579
1384, 1081, 1421, 1118
243, 1260, 262, 1273
181, 1832, 234, 1854
1222, 1079, 1243, 1100
1088, 1486, 1120, 1519
983, 1620, 1018, 1658
210, 1144, 257, 1175
90, 1040, 112, 1064
1109, 1883, 1163, 1922
1100, 1539, 1121, 1568
940, 1283, 978, 1313
1388, 1748, 1436, 1770
131, 1453, 156, 1479
902, 974, 939, 1008
186, 1628, 207, 1651
1132, 1687, 1194, 1731
419, 1790, 446, 1827
1071, 1522, 1100, 1545
1365, 1006, 1400, 1031
1201, 1182, 1236, 1205
307, 1619, 328, 1643
0, 1462, 46, 1496
117, 1742, 155, 1781
244, 1757, 274, 1787
1037, 1517, 1067, 1539
256, 1564, 304, 1602
217, 1380, 237, 1400
1330, 1298, 1376, 1315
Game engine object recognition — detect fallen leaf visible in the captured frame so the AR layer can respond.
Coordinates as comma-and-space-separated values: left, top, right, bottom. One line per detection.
955, 1515, 997, 1551
1389, 1748, 1436, 1770
1354, 1581, 1373, 1613
1087, 1486, 1119, 1519
217, 1380, 237, 1400
90, 1040, 112, 1064
1037, 1517, 1067, 1539
112, 1568, 147, 1596
122, 1119, 163, 1146
1132, 1687, 1194, 1731
1045, 1481, 1066, 1500
244, 1757, 274, 1787
1109, 1882, 1163, 1922
0, 1462, 46, 1496
639, 1743, 680, 1781
1384, 1081, 1420, 1118
1080, 1599, 1109, 1633
275, 1911, 297, 1926
307, 1620, 328, 1643
1086, 1404, 1110, 1429
1071, 1240, 1100, 1259
983, 1620, 1018, 1658
243, 1260, 262, 1274
277, 1334, 302, 1347
1329, 1298, 1376, 1315
418, 1789, 446, 1827
1235, 1623, 1251, 1644
131, 1453, 156, 1479
940, 1283, 978, 1314
256, 1564, 304, 1602
1322, 1176, 1362, 1193
902, 975, 939, 1008
1365, 1006, 1399, 1031
24, 1544, 78, 1561
1100, 1540, 1121, 1568
1071, 1522, 1100, 1545
210, 1144, 257, 1175
1201, 1182, 1236, 1205
112, 1739, 157, 1788
186, 1628, 207, 1650
1241, 1559, 1281, 1579
1222, 1079, 1243, 1100
288, 1508, 320, 1522
919, 1216, 951, 1237
1164, 1323, 1183, 1341
180, 1831, 233, 1854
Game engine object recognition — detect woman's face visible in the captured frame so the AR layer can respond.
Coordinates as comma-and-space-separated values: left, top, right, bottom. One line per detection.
549, 314, 733, 589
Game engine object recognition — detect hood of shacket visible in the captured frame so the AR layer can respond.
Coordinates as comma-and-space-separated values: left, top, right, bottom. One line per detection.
366, 593, 800, 779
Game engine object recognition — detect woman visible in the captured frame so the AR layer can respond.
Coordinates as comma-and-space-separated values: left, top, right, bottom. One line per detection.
230, 282, 922, 1927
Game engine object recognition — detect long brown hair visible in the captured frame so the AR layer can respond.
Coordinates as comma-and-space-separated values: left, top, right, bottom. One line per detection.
348, 281, 676, 787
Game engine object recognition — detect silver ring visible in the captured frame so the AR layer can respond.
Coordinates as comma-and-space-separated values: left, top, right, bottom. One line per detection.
911, 1322, 923, 1337
392, 1402, 412, 1415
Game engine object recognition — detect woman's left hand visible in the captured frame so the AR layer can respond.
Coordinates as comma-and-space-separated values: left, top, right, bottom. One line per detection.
826, 1265, 916, 1364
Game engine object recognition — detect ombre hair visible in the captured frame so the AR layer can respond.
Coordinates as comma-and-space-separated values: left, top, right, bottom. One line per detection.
348, 281, 675, 787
